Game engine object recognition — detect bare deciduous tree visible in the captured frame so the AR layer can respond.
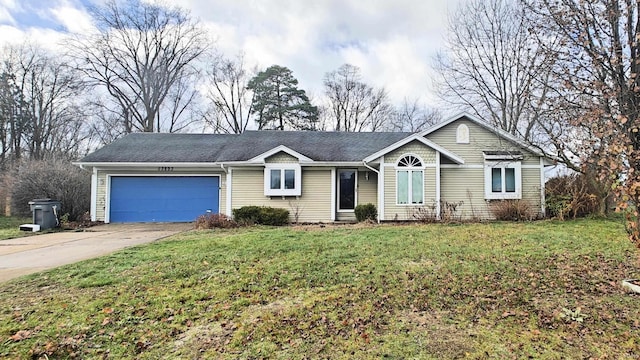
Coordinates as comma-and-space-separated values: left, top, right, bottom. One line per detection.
70, 0, 207, 135
202, 53, 254, 134
386, 97, 441, 132
435, 0, 557, 143
0, 70, 27, 166
323, 64, 392, 132
0, 44, 88, 161
527, 0, 640, 245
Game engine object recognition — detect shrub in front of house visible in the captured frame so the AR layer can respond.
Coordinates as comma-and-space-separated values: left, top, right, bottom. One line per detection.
355, 203, 377, 222
232, 206, 262, 224
233, 206, 290, 226
258, 207, 290, 226
545, 173, 603, 219
195, 213, 239, 229
488, 199, 534, 221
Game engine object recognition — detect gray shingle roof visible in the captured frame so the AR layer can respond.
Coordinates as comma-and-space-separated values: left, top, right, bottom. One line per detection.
78, 131, 413, 163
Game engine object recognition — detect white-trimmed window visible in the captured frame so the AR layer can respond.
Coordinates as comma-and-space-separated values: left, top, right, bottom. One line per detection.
396, 155, 424, 205
484, 161, 521, 199
264, 164, 301, 196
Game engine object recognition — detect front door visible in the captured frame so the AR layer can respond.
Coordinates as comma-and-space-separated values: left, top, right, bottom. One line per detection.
338, 169, 357, 211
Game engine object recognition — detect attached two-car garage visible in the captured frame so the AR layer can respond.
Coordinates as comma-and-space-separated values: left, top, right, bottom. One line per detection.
109, 176, 220, 223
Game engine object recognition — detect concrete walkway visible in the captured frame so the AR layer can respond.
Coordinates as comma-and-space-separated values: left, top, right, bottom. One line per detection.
0, 223, 192, 283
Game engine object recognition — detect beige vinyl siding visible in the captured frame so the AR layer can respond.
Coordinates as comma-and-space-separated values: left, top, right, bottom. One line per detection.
440, 168, 489, 219
426, 118, 545, 217
357, 170, 377, 206
383, 166, 437, 221
95, 169, 226, 222
265, 152, 299, 163
426, 119, 539, 166
232, 168, 332, 222
438, 166, 543, 220
522, 167, 543, 217
385, 140, 436, 164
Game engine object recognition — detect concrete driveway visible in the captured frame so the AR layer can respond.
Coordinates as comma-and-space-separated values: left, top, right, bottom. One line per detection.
0, 223, 192, 283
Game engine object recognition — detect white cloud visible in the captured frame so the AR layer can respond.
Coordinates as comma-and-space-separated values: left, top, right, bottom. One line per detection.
50, 2, 94, 34
0, 0, 20, 25
0, 0, 463, 109
170, 0, 461, 106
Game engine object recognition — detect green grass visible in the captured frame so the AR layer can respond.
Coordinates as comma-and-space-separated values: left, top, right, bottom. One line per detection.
0, 216, 32, 240
1, 219, 639, 358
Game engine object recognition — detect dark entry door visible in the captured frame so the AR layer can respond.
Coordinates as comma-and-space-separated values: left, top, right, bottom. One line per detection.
338, 169, 356, 211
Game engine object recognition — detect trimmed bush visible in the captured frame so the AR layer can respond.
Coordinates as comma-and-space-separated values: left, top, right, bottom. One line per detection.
195, 213, 238, 229
233, 206, 289, 226
232, 206, 262, 224
355, 203, 377, 222
489, 199, 534, 221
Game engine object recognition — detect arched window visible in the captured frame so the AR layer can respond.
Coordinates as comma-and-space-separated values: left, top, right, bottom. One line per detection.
456, 124, 469, 144
397, 154, 423, 168
396, 155, 424, 205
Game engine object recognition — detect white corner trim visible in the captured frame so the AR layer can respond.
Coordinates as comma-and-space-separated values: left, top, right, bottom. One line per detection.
226, 168, 233, 217
105, 175, 112, 223
436, 152, 441, 220
90, 168, 98, 222
330, 168, 336, 221
540, 157, 546, 217
378, 156, 385, 221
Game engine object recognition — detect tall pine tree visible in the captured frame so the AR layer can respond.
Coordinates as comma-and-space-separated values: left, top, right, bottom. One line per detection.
247, 65, 318, 130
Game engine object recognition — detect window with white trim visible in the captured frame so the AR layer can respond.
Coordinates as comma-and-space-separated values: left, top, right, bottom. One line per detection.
396, 155, 424, 205
484, 161, 521, 199
264, 164, 301, 196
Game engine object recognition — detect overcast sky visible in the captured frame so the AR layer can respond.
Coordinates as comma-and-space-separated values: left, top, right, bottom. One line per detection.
0, 0, 462, 107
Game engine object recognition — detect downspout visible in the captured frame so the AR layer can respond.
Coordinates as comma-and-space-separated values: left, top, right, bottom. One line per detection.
90, 167, 98, 222
221, 163, 233, 217
363, 161, 381, 223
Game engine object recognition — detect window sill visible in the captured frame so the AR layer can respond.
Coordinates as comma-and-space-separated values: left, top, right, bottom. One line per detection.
265, 190, 301, 197
485, 193, 521, 200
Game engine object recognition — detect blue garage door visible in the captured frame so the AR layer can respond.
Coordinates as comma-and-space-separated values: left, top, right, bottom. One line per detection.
110, 176, 219, 222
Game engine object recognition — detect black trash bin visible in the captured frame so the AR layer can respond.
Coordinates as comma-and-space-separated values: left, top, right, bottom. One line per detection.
29, 199, 61, 230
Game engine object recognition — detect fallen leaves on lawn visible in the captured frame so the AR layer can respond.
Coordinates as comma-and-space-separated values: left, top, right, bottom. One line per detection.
10, 330, 31, 342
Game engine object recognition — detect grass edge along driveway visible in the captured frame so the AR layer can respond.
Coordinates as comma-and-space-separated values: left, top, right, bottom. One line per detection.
1, 218, 639, 359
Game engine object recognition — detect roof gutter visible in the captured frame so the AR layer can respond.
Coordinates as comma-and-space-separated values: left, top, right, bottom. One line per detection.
72, 161, 222, 168
362, 161, 379, 174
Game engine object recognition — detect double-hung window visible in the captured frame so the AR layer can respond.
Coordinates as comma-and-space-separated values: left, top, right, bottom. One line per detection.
484, 160, 522, 200
396, 155, 424, 205
264, 164, 301, 196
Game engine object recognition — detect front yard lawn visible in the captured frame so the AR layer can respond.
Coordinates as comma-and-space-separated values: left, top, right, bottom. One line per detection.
1, 219, 639, 358
0, 216, 32, 240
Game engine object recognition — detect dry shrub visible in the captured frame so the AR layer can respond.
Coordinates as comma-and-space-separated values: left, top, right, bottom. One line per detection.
10, 158, 90, 221
489, 199, 534, 221
195, 213, 239, 229
545, 173, 604, 219
412, 200, 463, 223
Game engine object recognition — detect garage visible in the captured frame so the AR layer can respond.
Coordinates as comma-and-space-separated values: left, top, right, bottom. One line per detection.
109, 176, 220, 223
